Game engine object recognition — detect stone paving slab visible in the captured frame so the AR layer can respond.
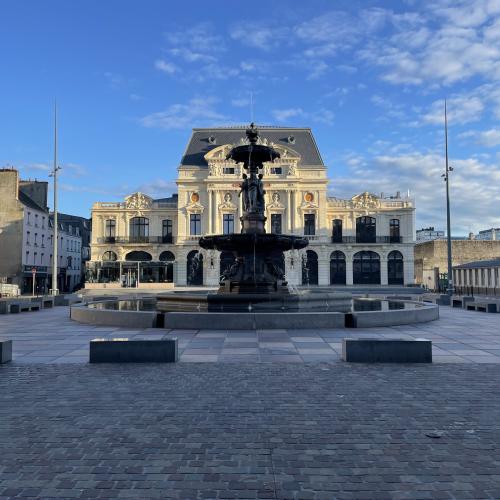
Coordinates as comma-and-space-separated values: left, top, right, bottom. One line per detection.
0, 306, 499, 364
0, 363, 500, 498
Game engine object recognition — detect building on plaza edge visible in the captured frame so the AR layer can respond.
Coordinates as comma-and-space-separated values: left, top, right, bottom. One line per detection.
87, 126, 416, 288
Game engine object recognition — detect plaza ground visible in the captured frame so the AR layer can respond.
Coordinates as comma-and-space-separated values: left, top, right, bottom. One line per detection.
1, 307, 499, 499
0, 306, 499, 364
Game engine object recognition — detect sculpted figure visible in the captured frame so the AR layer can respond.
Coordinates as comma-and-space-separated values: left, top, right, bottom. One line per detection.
256, 174, 266, 212
247, 174, 259, 212
239, 174, 250, 211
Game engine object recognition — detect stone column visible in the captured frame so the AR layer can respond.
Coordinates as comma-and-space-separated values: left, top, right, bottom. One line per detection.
380, 255, 388, 285
346, 254, 353, 285
287, 190, 292, 232
318, 249, 329, 286
208, 190, 212, 234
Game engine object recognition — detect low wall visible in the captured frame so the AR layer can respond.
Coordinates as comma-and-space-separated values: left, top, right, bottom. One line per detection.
164, 311, 345, 330
85, 283, 175, 290
351, 302, 439, 328
70, 304, 157, 328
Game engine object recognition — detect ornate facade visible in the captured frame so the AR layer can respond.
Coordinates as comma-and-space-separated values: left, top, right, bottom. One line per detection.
88, 127, 416, 288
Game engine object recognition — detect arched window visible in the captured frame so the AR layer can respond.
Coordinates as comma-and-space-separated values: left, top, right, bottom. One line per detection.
102, 251, 118, 262
330, 251, 346, 285
129, 217, 149, 243
302, 250, 318, 285
388, 250, 404, 285
187, 250, 203, 285
159, 251, 175, 283
332, 219, 343, 243
356, 216, 376, 243
353, 251, 380, 284
125, 251, 152, 261
390, 219, 400, 243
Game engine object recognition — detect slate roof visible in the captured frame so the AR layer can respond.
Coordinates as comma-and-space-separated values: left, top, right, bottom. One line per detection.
154, 194, 178, 204
18, 190, 47, 213
181, 126, 324, 168
454, 259, 500, 269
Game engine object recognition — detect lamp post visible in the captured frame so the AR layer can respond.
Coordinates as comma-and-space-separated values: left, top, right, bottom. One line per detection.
442, 100, 454, 296
50, 102, 61, 296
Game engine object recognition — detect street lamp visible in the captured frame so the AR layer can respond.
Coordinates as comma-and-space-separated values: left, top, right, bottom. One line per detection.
441, 100, 454, 296
49, 102, 61, 296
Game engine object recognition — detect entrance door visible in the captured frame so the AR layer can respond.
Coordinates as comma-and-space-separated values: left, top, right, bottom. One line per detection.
353, 251, 380, 284
330, 251, 346, 285
388, 250, 404, 285
302, 250, 318, 285
187, 251, 203, 286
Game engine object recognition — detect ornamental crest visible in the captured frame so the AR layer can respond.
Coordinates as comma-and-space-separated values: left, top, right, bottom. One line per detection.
351, 192, 380, 209
125, 192, 153, 210
267, 192, 285, 211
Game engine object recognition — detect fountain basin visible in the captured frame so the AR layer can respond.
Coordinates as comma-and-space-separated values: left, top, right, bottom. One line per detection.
70, 294, 439, 329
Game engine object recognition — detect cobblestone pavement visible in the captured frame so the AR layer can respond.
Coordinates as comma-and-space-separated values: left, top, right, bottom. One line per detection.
0, 306, 499, 364
0, 363, 499, 499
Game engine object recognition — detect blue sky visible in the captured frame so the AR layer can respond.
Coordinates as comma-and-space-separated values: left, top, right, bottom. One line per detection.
1, 0, 499, 234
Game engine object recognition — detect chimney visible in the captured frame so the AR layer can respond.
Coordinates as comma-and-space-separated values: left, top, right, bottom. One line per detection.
468, 232, 475, 240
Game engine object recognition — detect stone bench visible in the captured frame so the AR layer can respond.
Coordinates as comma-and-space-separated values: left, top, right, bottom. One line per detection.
0, 340, 12, 364
466, 302, 498, 313
89, 337, 178, 363
452, 296, 474, 309
342, 338, 432, 363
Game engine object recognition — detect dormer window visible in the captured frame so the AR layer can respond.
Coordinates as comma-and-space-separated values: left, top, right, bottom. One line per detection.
270, 167, 282, 175
208, 136, 216, 145
223, 167, 235, 175
288, 135, 295, 144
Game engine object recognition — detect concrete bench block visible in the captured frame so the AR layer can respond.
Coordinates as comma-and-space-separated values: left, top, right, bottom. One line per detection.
0, 340, 12, 364
342, 338, 432, 363
89, 337, 178, 363
10, 304, 20, 313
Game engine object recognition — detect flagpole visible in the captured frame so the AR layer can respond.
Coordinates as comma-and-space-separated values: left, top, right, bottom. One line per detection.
51, 102, 61, 296
444, 100, 454, 296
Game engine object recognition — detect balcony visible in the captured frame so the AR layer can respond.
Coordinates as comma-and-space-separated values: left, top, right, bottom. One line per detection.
331, 236, 403, 244
96, 236, 175, 244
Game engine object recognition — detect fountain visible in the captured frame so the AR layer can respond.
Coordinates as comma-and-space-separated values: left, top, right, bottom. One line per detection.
199, 123, 308, 296
155, 123, 353, 318
70, 124, 437, 330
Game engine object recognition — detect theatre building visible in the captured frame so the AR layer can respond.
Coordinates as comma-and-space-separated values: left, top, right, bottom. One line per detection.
88, 126, 415, 288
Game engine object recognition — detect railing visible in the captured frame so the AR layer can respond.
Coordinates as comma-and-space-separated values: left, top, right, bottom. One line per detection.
331, 236, 403, 244
96, 236, 175, 244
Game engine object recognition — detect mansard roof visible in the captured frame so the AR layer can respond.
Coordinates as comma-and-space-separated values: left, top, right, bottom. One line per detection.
181, 126, 324, 168
454, 258, 500, 269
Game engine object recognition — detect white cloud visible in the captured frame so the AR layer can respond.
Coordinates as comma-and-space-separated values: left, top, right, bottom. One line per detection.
140, 97, 228, 130
133, 179, 177, 198
230, 25, 290, 51
272, 107, 334, 125
459, 128, 500, 147
359, 1, 500, 86
154, 59, 179, 75
330, 147, 500, 233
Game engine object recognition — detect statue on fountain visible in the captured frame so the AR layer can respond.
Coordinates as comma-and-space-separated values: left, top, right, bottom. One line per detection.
200, 123, 308, 294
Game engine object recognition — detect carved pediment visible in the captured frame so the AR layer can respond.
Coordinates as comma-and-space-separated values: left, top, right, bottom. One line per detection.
351, 192, 380, 209
125, 192, 153, 210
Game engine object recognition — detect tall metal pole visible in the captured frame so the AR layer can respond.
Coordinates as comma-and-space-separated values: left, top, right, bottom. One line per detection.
444, 100, 454, 296
51, 102, 61, 296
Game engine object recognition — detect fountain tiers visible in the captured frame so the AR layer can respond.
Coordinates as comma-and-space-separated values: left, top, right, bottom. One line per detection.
158, 123, 352, 319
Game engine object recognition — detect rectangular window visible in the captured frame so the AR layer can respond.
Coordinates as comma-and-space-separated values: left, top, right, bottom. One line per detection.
332, 219, 342, 243
162, 219, 173, 243
190, 214, 201, 235
41, 235, 44, 247
223, 214, 234, 235
223, 167, 235, 174
26, 231, 30, 245
270, 167, 282, 175
271, 214, 282, 234
105, 219, 116, 242
390, 219, 401, 243
34, 233, 38, 245
304, 214, 315, 236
